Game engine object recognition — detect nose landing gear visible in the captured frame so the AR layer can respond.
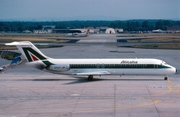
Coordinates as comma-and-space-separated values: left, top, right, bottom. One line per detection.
88, 75, 93, 81
164, 77, 168, 80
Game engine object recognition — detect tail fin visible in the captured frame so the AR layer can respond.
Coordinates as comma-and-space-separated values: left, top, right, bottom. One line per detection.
5, 41, 49, 62
86, 29, 90, 36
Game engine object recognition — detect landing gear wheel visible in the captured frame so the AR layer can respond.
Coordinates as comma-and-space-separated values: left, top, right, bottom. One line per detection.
164, 77, 168, 80
88, 75, 93, 81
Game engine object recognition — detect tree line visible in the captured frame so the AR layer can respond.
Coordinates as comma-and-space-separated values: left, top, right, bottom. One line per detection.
110, 20, 180, 31
0, 20, 180, 32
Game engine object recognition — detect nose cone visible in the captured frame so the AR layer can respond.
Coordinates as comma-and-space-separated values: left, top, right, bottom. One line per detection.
169, 65, 177, 74
164, 64, 176, 74
173, 67, 177, 74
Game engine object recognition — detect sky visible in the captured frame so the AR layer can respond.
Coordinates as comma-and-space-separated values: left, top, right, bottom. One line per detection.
0, 0, 179, 21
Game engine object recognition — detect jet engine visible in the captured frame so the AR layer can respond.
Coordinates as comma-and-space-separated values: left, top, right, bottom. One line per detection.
46, 64, 70, 71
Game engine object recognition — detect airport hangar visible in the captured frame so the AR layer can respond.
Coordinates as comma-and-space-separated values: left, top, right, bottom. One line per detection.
0, 34, 180, 117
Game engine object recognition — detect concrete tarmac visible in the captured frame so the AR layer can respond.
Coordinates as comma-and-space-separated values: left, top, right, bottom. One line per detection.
0, 34, 180, 117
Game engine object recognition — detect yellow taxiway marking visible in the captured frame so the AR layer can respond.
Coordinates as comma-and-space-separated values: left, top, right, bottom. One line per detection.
168, 79, 180, 94
3, 80, 175, 114
153, 86, 172, 96
71, 100, 161, 114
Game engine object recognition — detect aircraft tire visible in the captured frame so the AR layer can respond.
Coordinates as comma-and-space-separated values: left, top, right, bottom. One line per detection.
88, 75, 93, 81
164, 77, 168, 80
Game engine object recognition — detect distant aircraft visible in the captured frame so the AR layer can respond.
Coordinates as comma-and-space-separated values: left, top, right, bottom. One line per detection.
6, 41, 176, 80
0, 67, 4, 71
152, 29, 165, 33
66, 29, 90, 37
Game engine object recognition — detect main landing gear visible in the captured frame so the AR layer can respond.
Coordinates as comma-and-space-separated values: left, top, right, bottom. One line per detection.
88, 75, 93, 81
164, 77, 168, 80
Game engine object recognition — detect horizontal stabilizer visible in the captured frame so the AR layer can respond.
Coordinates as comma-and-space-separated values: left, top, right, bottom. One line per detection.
5, 41, 32, 46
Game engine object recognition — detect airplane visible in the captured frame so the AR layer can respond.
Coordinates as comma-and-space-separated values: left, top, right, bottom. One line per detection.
6, 41, 176, 80
66, 29, 90, 37
0, 67, 4, 71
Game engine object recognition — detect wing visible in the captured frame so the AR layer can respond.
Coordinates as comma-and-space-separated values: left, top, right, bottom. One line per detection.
75, 71, 111, 76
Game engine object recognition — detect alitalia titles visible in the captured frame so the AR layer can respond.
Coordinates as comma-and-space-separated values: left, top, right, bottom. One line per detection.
121, 60, 138, 64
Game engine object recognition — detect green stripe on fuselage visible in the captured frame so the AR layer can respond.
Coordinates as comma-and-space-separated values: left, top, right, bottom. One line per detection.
70, 64, 170, 69
42, 60, 54, 66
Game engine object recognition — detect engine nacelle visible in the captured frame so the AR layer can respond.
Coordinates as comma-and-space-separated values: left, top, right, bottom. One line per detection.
46, 64, 70, 72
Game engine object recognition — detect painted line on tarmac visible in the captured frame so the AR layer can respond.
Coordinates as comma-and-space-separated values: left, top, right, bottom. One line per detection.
168, 79, 180, 94
153, 86, 172, 96
71, 99, 161, 114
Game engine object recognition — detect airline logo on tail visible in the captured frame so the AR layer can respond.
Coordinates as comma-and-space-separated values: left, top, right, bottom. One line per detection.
22, 47, 53, 66
5, 41, 53, 67
22, 47, 46, 62
86, 29, 90, 35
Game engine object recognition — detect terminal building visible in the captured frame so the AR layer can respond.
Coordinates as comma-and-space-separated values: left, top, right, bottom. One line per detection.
32, 25, 122, 34
52, 29, 82, 33
105, 28, 116, 34
99, 27, 123, 34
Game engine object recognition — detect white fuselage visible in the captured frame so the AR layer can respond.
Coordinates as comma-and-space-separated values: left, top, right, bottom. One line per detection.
31, 58, 176, 76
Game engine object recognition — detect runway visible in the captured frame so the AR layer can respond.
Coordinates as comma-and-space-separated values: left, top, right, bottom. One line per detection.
0, 34, 180, 117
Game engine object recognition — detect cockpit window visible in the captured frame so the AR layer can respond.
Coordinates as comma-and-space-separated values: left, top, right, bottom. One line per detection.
162, 61, 167, 64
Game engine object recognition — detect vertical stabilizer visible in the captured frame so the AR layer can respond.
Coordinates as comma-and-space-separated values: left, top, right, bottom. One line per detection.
86, 29, 90, 36
5, 41, 49, 62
